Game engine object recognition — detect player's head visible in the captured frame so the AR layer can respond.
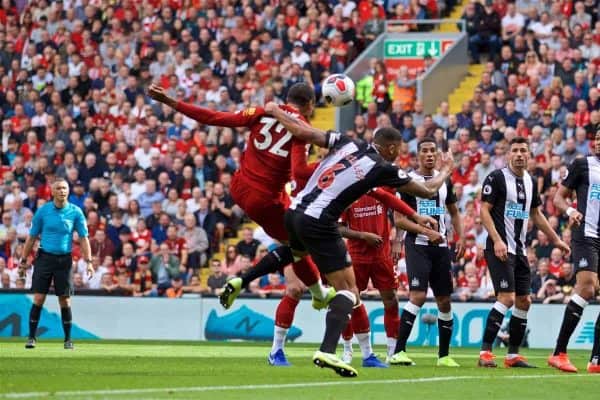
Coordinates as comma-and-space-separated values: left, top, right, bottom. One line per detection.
373, 127, 403, 162
286, 83, 316, 119
508, 136, 529, 172
417, 137, 438, 170
595, 130, 600, 155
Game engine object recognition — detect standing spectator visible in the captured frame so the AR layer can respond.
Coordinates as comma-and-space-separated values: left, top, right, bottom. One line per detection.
179, 213, 209, 271
236, 227, 261, 259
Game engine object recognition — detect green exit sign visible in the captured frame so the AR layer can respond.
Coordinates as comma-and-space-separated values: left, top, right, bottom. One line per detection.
384, 40, 442, 58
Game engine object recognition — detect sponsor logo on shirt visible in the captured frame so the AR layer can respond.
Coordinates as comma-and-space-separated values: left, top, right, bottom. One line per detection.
589, 183, 600, 200
505, 201, 529, 219
417, 200, 445, 216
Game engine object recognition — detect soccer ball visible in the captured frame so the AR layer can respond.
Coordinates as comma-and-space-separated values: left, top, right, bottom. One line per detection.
322, 74, 355, 107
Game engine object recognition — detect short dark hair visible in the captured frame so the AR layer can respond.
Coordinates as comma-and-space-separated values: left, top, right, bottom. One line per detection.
417, 137, 437, 150
509, 136, 528, 146
373, 127, 402, 145
287, 83, 315, 107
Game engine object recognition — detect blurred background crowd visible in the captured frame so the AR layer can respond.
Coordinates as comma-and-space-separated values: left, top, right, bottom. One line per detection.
0, 0, 596, 303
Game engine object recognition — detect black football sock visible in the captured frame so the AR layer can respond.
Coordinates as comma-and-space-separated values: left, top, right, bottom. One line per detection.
61, 307, 72, 341
554, 295, 587, 356
240, 246, 293, 288
589, 313, 600, 364
438, 311, 453, 358
28, 304, 42, 339
394, 302, 420, 354
508, 308, 528, 355
481, 302, 507, 352
319, 291, 355, 354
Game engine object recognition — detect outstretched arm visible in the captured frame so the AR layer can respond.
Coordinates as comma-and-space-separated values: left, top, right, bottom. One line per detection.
265, 102, 329, 147
148, 84, 254, 127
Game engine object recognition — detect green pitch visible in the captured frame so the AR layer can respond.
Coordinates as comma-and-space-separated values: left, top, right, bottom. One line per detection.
0, 340, 598, 400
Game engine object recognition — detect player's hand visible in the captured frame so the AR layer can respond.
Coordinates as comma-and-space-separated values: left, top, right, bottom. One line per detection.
360, 232, 383, 247
554, 239, 571, 258
568, 210, 583, 227
412, 214, 438, 232
18, 259, 27, 278
440, 150, 455, 174
455, 239, 466, 260
493, 239, 508, 262
423, 228, 444, 245
264, 102, 278, 114
148, 84, 170, 104
86, 262, 95, 280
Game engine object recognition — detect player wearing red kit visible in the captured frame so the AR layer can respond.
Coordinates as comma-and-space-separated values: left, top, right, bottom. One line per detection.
338, 191, 442, 366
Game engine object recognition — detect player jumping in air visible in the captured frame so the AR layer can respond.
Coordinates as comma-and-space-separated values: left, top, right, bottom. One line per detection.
549, 131, 600, 373
478, 137, 570, 368
148, 83, 424, 367
389, 137, 464, 368
222, 102, 454, 377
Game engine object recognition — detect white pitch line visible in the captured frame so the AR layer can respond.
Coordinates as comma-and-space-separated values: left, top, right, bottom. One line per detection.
0, 374, 596, 399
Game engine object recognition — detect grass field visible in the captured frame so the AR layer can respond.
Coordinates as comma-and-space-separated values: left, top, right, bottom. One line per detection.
0, 340, 598, 399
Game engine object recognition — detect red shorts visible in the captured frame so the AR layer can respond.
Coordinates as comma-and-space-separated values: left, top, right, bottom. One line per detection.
230, 174, 290, 242
353, 258, 397, 292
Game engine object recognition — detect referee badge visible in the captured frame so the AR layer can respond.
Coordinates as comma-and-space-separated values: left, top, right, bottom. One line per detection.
483, 185, 492, 195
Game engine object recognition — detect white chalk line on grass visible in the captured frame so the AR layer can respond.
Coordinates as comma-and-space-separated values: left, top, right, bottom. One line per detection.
0, 374, 597, 399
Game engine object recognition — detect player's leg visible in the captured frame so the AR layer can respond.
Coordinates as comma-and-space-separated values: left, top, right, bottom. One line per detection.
268, 267, 304, 366
54, 254, 75, 349
368, 258, 400, 362
503, 256, 535, 368
341, 317, 354, 363
343, 264, 388, 369
314, 265, 360, 377
588, 307, 600, 373
549, 239, 598, 372
26, 254, 53, 349
390, 243, 430, 366
291, 256, 334, 310
479, 251, 515, 367
430, 247, 459, 367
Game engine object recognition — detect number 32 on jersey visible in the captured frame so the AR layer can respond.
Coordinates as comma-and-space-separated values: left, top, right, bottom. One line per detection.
254, 117, 293, 157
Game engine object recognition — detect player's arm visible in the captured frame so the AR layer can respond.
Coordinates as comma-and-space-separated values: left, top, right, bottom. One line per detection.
264, 102, 329, 147
291, 140, 318, 181
480, 200, 508, 261
531, 206, 571, 256
148, 84, 253, 127
368, 187, 437, 230
448, 202, 465, 259
394, 212, 443, 245
338, 224, 383, 247
555, 158, 584, 226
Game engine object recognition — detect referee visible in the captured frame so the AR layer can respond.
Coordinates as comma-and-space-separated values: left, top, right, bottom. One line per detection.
19, 179, 93, 350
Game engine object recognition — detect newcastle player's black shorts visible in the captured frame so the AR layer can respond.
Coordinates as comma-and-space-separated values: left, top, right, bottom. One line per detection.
572, 237, 600, 274
404, 240, 453, 296
31, 249, 73, 296
484, 250, 530, 296
284, 209, 352, 274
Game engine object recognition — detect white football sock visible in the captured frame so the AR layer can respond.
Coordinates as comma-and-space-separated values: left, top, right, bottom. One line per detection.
271, 326, 287, 354
387, 337, 398, 358
308, 281, 328, 300
343, 339, 353, 353
356, 332, 373, 359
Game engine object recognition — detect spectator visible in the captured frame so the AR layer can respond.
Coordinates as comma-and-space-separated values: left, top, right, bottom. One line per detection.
179, 213, 209, 271
150, 242, 181, 294
166, 277, 185, 298
207, 258, 228, 295
236, 227, 261, 259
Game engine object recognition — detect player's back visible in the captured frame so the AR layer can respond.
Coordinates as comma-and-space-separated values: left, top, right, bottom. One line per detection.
239, 104, 308, 194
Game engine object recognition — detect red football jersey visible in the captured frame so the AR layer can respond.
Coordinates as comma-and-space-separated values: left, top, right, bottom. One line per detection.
341, 194, 391, 263
164, 237, 187, 258
175, 102, 311, 195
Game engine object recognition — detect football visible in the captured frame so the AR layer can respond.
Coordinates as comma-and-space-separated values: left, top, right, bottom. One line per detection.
322, 74, 355, 107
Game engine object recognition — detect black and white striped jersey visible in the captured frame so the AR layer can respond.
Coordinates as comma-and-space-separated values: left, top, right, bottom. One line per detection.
399, 170, 457, 247
562, 156, 600, 240
290, 132, 412, 224
481, 167, 541, 256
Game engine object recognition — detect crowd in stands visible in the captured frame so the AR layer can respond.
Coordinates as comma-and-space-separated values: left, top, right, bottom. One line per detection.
0, 0, 597, 303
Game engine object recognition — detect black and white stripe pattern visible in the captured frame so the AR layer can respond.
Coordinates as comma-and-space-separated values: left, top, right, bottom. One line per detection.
482, 167, 540, 256
291, 134, 412, 223
563, 156, 600, 240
